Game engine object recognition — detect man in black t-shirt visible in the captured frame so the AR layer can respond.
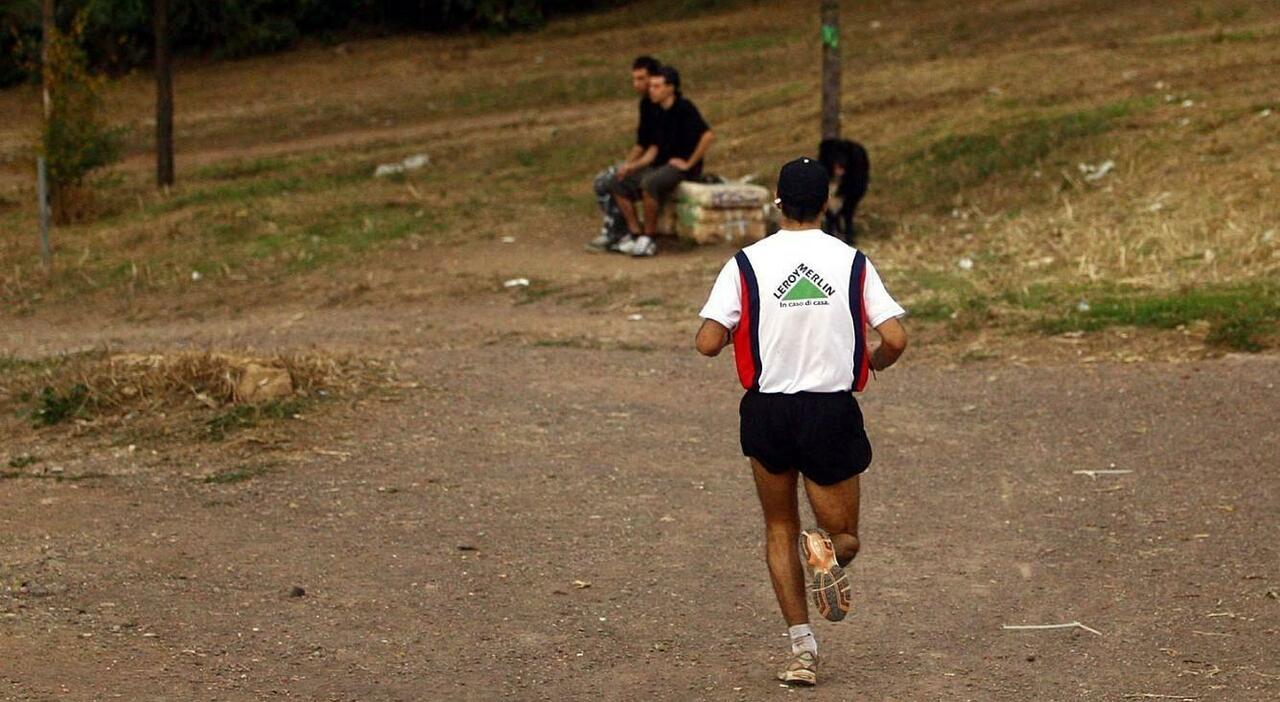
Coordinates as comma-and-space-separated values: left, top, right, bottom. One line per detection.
586, 56, 664, 252
611, 65, 714, 257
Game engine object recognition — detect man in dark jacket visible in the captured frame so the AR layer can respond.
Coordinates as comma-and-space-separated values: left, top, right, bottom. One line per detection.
611, 66, 714, 257
586, 55, 664, 252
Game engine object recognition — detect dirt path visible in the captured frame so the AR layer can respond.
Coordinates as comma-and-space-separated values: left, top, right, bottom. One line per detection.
2, 308, 1277, 699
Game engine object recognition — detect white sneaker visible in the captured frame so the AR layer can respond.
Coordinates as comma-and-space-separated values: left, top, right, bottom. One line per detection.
585, 231, 617, 252
611, 234, 637, 254
630, 235, 657, 257
777, 650, 818, 686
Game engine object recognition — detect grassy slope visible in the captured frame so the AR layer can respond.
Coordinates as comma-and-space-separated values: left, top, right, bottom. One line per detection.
0, 0, 1276, 348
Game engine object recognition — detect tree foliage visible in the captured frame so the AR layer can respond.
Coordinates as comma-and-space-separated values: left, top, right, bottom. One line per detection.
39, 15, 122, 222
1, 0, 617, 86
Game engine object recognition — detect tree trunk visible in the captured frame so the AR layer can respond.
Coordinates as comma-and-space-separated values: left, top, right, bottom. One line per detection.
41, 0, 53, 118
38, 0, 54, 266
155, 0, 174, 187
820, 0, 841, 140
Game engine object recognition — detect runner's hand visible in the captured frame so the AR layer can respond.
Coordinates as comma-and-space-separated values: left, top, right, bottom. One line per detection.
668, 158, 690, 171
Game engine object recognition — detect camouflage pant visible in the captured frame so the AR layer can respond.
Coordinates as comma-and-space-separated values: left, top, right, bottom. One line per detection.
593, 165, 627, 241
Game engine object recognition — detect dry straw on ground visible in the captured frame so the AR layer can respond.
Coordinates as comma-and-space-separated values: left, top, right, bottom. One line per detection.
0, 349, 371, 422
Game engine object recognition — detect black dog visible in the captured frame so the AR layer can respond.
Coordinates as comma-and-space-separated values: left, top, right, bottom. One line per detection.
817, 138, 870, 245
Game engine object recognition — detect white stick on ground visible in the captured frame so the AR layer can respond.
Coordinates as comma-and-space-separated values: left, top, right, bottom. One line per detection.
1073, 469, 1134, 478
1002, 621, 1103, 636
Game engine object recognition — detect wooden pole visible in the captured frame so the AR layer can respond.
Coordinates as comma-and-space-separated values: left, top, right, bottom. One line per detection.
38, 0, 54, 268
820, 0, 841, 140
154, 0, 174, 187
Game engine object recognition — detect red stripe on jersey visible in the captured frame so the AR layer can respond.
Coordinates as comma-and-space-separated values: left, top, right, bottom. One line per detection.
733, 270, 756, 389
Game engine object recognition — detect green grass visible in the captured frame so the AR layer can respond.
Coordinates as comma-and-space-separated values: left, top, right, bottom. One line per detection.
151, 162, 368, 215
204, 398, 306, 441
512, 131, 624, 180
1037, 283, 1280, 351
274, 201, 431, 271
734, 81, 808, 119
381, 70, 632, 123
0, 141, 474, 305
0, 353, 76, 374
904, 277, 1280, 352
7, 453, 39, 468
172, 67, 633, 150
2, 353, 97, 428
541, 0, 761, 39
900, 268, 992, 327
25, 384, 91, 426
194, 156, 295, 181
1148, 28, 1269, 46
887, 99, 1151, 210
156, 176, 308, 212
906, 298, 960, 321
195, 157, 473, 273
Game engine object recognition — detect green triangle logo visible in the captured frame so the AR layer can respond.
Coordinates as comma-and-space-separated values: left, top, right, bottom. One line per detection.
782, 277, 828, 301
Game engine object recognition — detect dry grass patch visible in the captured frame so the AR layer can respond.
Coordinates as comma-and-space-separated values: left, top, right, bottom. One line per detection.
0, 349, 384, 444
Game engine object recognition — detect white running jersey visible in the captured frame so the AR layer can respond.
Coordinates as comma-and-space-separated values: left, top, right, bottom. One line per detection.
699, 229, 904, 394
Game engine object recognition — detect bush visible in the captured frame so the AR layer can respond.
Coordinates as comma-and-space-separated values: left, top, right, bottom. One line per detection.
27, 383, 91, 426
38, 19, 122, 223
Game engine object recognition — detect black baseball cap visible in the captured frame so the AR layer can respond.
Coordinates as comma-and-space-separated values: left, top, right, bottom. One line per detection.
776, 157, 829, 212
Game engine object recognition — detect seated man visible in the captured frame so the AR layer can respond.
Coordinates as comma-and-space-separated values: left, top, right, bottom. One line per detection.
611, 65, 714, 257
586, 55, 664, 252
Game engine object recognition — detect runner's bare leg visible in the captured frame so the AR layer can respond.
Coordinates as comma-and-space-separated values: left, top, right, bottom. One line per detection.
802, 475, 861, 567
750, 458, 808, 626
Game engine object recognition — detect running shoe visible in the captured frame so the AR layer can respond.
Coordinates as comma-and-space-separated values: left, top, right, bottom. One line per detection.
799, 529, 851, 622
610, 234, 637, 254
776, 650, 817, 686
630, 234, 657, 257
585, 231, 618, 252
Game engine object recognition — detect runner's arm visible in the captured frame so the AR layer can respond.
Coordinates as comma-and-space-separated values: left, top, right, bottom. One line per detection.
695, 319, 731, 357
869, 317, 907, 371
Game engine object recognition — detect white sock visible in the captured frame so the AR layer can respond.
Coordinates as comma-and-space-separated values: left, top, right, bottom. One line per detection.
788, 623, 818, 656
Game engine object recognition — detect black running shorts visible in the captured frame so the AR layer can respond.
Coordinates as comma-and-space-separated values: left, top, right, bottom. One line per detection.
739, 390, 872, 486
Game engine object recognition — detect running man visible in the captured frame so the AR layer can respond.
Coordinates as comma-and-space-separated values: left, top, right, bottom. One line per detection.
695, 157, 907, 686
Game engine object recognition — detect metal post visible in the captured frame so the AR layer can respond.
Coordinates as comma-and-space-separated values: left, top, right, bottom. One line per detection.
37, 156, 51, 268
